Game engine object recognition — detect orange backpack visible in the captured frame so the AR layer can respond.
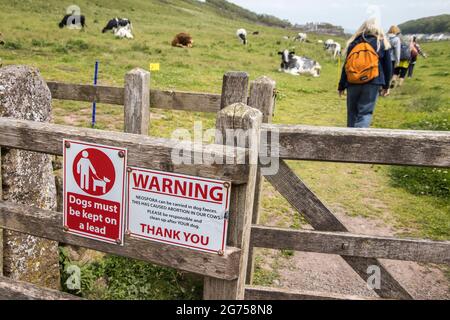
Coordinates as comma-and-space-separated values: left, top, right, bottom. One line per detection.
345, 42, 379, 84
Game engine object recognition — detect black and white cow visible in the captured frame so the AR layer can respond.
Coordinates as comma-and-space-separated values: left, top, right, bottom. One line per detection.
102, 18, 132, 33
58, 14, 86, 29
324, 39, 341, 59
236, 28, 247, 45
278, 49, 321, 77
294, 32, 308, 42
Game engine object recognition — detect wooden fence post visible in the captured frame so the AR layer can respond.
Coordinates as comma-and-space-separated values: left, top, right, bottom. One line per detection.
246, 76, 276, 284
124, 68, 150, 135
203, 71, 256, 300
221, 71, 249, 109
203, 102, 262, 300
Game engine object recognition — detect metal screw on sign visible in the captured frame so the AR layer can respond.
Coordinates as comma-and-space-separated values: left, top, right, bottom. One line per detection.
118, 151, 125, 158
63, 225, 69, 232
127, 167, 132, 173
65, 141, 71, 149
217, 250, 224, 256
224, 182, 231, 189
116, 238, 122, 245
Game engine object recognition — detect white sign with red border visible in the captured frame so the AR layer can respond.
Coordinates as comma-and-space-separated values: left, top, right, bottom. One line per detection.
63, 140, 127, 245
126, 168, 230, 254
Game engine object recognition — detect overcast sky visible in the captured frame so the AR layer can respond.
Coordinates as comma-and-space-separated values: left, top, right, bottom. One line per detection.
227, 0, 450, 31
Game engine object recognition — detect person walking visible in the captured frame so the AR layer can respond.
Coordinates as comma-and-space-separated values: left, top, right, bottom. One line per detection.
387, 26, 401, 71
408, 36, 427, 78
338, 18, 392, 128
388, 27, 411, 88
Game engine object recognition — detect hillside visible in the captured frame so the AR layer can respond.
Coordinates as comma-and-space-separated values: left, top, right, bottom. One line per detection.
399, 14, 450, 34
204, 0, 292, 28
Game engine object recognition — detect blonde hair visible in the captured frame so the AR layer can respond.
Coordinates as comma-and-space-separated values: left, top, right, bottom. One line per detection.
388, 25, 401, 35
346, 18, 391, 53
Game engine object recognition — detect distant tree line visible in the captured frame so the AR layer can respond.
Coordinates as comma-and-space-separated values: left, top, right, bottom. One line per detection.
399, 14, 450, 34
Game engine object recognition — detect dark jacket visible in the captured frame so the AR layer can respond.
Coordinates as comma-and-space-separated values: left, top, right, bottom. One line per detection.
338, 35, 393, 91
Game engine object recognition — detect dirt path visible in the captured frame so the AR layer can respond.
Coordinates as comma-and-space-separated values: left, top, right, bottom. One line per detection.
272, 209, 450, 299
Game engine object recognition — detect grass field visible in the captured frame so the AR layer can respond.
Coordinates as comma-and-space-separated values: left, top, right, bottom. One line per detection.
1, 0, 449, 298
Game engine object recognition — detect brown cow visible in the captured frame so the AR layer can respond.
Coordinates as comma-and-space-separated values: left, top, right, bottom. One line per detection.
171, 33, 193, 48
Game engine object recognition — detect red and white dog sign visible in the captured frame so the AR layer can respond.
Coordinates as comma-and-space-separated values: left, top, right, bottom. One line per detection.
63, 140, 127, 245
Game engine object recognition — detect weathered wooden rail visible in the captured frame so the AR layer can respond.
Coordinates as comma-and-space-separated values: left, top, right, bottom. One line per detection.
246, 123, 450, 300
47, 81, 222, 113
0, 68, 449, 300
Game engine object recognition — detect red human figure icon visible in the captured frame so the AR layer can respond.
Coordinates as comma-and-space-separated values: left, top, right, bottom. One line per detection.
73, 148, 116, 196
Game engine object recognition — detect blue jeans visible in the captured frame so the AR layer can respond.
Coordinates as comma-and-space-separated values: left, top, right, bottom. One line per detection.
347, 84, 380, 128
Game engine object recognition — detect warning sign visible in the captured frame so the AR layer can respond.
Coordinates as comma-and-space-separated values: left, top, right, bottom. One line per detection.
126, 168, 230, 253
63, 140, 127, 245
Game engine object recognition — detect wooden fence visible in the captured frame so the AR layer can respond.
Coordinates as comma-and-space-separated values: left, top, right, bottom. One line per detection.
245, 86, 450, 300
0, 68, 449, 300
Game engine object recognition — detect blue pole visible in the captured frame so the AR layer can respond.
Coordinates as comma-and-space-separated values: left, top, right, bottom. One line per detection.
91, 60, 99, 128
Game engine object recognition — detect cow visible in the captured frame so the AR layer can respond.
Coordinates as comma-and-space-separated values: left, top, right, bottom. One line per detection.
58, 14, 86, 29
236, 28, 247, 45
252, 31, 260, 35
324, 39, 341, 59
102, 18, 132, 33
278, 49, 321, 77
172, 33, 193, 48
294, 32, 308, 42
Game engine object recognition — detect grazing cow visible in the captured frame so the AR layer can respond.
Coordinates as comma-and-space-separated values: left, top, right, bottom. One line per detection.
294, 32, 308, 42
114, 26, 134, 39
324, 40, 341, 59
172, 33, 193, 48
58, 14, 86, 29
236, 28, 247, 45
102, 18, 132, 33
278, 49, 321, 77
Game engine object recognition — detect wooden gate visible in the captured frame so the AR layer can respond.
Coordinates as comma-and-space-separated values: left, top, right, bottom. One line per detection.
0, 69, 449, 300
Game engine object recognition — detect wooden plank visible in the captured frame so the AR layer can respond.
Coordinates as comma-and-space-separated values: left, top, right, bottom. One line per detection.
47, 82, 124, 105
0, 201, 241, 281
265, 160, 346, 231
245, 286, 380, 300
124, 68, 150, 135
246, 76, 276, 285
251, 225, 450, 265
0, 276, 82, 300
151, 90, 221, 113
47, 81, 221, 113
264, 124, 450, 167
0, 117, 249, 184
265, 160, 413, 300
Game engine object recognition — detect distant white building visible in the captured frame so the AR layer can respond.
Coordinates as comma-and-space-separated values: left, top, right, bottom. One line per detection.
404, 33, 450, 42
